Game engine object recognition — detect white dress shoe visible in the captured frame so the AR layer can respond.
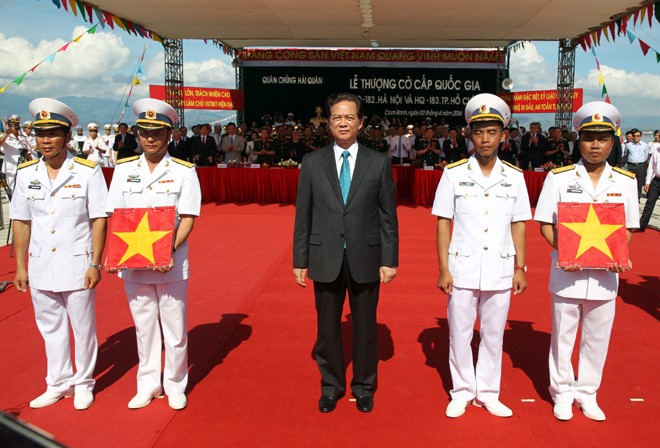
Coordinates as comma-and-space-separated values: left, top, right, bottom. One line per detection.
579, 402, 606, 421
473, 399, 513, 417
445, 400, 470, 418
553, 402, 573, 421
29, 390, 73, 408
74, 391, 94, 410
168, 393, 187, 410
128, 389, 162, 409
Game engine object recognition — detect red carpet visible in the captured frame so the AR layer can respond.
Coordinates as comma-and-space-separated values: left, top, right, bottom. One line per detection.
0, 203, 657, 448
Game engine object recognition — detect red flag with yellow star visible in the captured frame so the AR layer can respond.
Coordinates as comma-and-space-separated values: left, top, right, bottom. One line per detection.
105, 207, 176, 269
557, 202, 629, 268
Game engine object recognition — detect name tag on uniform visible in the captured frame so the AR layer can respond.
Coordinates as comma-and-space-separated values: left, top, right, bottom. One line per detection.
28, 184, 41, 190
459, 182, 475, 187
64, 184, 81, 188
567, 184, 583, 194
501, 182, 512, 187
607, 192, 622, 197
158, 179, 174, 183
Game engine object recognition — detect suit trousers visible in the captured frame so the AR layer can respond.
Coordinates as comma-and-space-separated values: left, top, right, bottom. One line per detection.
31, 288, 98, 393
447, 287, 510, 403
124, 280, 189, 396
549, 295, 615, 405
640, 177, 659, 230
313, 252, 380, 398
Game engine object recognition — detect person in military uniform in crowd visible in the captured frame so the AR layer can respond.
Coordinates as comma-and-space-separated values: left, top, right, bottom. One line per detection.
366, 125, 389, 154
82, 123, 109, 167
443, 128, 468, 164
497, 127, 519, 165
314, 124, 332, 149
434, 93, 531, 420
534, 101, 639, 422
290, 128, 307, 163
302, 127, 319, 153
106, 98, 202, 410
253, 127, 275, 165
272, 125, 291, 163
1, 114, 31, 192
416, 127, 442, 166
11, 98, 108, 410
545, 127, 569, 166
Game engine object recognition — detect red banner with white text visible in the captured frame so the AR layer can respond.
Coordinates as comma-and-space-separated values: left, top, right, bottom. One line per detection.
149, 85, 244, 110
499, 89, 583, 114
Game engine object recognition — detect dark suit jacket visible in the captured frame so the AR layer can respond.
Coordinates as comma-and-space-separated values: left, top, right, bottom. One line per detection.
520, 133, 548, 168
293, 144, 399, 283
442, 139, 468, 163
168, 139, 193, 162
190, 136, 218, 166
113, 133, 138, 161
497, 138, 518, 164
607, 138, 623, 167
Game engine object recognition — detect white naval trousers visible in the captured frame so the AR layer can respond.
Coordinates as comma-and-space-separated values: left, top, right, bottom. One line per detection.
124, 280, 189, 396
549, 295, 616, 405
447, 287, 511, 403
31, 288, 97, 393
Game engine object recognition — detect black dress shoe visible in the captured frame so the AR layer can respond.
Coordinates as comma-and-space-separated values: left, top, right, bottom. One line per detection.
319, 395, 337, 413
355, 395, 374, 413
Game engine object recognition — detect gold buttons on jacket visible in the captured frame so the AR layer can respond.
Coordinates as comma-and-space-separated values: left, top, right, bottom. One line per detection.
51, 229, 56, 234
51, 192, 56, 197
483, 246, 489, 251
51, 247, 56, 252
484, 192, 489, 197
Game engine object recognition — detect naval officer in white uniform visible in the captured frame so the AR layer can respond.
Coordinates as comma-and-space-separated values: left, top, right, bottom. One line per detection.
11, 98, 108, 410
106, 98, 201, 410
433, 93, 531, 419
82, 123, 109, 167
534, 102, 639, 421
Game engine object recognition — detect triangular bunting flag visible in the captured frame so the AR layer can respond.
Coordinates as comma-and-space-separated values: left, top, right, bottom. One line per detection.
134, 24, 146, 37
639, 39, 651, 55
45, 53, 56, 63
585, 34, 592, 49
94, 7, 105, 28
621, 16, 628, 34
603, 25, 610, 42
640, 6, 647, 24
125, 20, 137, 35
58, 43, 70, 52
68, 0, 77, 16
61, 0, 68, 11
13, 72, 27, 86
657, 52, 660, 63
84, 3, 93, 23
579, 37, 587, 52
605, 94, 611, 103
601, 85, 607, 97
152, 33, 164, 44
610, 22, 616, 41
648, 3, 654, 26
0, 83, 10, 94
633, 9, 639, 27
133, 77, 141, 86
627, 30, 636, 43
596, 28, 602, 45
655, 3, 660, 24
29, 63, 40, 72
76, 0, 86, 21
51, 0, 61, 9
114, 16, 127, 31
73, 34, 83, 43
591, 31, 598, 47
137, 65, 143, 75
88, 24, 98, 34
598, 72, 604, 85
103, 11, 115, 29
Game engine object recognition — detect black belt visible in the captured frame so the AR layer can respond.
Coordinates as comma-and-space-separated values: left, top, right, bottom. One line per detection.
628, 162, 644, 165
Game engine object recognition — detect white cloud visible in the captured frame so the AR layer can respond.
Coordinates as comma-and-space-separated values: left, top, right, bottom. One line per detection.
0, 26, 131, 97
508, 42, 557, 91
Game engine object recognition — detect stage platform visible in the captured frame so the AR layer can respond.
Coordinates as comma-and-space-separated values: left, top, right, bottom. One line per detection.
0, 203, 657, 448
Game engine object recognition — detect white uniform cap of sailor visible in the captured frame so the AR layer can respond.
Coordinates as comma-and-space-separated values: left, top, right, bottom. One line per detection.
573, 101, 621, 133
464, 93, 511, 127
28, 98, 78, 130
88, 123, 99, 131
104, 124, 112, 130
22, 120, 32, 127
132, 98, 179, 129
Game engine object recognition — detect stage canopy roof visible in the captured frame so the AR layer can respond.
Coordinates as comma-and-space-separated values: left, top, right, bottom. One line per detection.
87, 0, 646, 48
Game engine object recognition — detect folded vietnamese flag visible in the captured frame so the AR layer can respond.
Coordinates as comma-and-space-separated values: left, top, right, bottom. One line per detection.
557, 202, 629, 269
105, 207, 176, 269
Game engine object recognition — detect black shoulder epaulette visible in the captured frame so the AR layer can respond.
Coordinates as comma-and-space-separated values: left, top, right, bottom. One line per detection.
172, 158, 195, 168
117, 155, 139, 164
74, 157, 97, 168
18, 159, 39, 170
446, 158, 469, 169
612, 166, 635, 179
502, 160, 522, 172
551, 165, 576, 175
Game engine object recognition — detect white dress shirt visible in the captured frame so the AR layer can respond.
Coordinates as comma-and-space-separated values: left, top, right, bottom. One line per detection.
333, 142, 358, 178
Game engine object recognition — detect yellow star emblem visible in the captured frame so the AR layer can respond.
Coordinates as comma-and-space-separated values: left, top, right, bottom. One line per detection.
113, 212, 172, 265
560, 204, 622, 260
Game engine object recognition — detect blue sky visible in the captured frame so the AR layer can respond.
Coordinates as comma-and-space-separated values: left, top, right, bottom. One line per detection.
1, 0, 658, 132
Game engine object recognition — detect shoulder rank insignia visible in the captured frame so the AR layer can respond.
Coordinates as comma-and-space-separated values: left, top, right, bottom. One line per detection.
18, 159, 39, 170
117, 155, 140, 164
501, 160, 522, 172
74, 157, 98, 168
446, 158, 469, 169
172, 157, 195, 168
612, 166, 635, 179
551, 165, 577, 175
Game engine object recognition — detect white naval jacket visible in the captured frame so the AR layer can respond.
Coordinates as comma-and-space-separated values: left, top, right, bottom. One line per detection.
9, 153, 108, 292
106, 153, 201, 284
432, 156, 532, 291
534, 161, 639, 300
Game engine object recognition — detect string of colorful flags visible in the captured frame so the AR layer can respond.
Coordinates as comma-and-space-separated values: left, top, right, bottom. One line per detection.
0, 24, 98, 96
590, 47, 611, 104
47, 0, 236, 56
48, 0, 164, 44
578, 1, 659, 63
116, 42, 149, 124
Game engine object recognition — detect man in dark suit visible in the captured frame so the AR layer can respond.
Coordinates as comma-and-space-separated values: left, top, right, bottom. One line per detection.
112, 122, 139, 161
167, 128, 193, 162
190, 123, 217, 166
497, 127, 519, 165
293, 92, 399, 414
519, 122, 547, 169
443, 128, 468, 163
